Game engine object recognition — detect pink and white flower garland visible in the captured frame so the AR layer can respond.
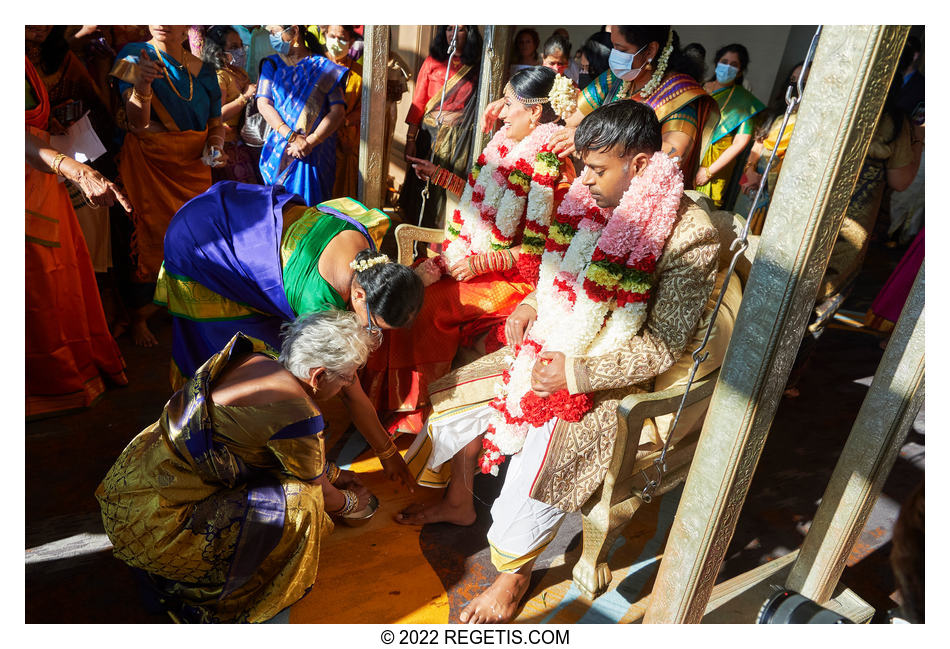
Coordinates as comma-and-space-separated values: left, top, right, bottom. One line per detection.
480, 151, 685, 475
443, 123, 562, 283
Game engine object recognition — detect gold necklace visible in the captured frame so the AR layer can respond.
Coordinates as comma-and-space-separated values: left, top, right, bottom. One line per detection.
160, 53, 194, 102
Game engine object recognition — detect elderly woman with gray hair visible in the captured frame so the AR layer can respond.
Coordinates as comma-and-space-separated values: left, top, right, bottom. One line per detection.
96, 311, 376, 623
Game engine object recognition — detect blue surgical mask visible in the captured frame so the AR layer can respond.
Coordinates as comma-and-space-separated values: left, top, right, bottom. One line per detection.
715, 62, 739, 84
608, 43, 649, 81
227, 47, 246, 69
269, 30, 291, 55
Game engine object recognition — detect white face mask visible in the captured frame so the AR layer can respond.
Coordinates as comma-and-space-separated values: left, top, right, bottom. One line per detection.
608, 42, 650, 81
326, 36, 348, 56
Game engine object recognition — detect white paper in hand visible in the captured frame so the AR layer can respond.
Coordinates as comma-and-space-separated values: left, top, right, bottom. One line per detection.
49, 112, 107, 164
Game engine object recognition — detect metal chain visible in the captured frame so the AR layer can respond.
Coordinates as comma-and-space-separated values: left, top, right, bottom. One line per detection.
638, 26, 823, 504
417, 25, 460, 226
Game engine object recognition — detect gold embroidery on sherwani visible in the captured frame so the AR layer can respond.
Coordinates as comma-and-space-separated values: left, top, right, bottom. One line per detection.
424, 199, 721, 515
530, 199, 720, 511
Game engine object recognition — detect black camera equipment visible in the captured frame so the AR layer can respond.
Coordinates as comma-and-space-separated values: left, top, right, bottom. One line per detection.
756, 589, 852, 624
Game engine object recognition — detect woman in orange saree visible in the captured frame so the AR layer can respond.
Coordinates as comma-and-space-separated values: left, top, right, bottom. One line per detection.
25, 54, 128, 418
363, 67, 577, 436
110, 25, 223, 346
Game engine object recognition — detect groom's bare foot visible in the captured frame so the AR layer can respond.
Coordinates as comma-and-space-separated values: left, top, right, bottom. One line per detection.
395, 499, 476, 526
459, 571, 531, 623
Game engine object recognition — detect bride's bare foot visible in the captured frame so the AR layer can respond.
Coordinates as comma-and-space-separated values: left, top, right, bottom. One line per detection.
395, 499, 476, 526
131, 319, 158, 347
459, 571, 532, 623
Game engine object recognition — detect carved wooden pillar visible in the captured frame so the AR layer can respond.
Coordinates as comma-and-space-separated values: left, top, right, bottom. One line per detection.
643, 25, 910, 624
358, 25, 390, 208
472, 25, 512, 160
787, 265, 924, 602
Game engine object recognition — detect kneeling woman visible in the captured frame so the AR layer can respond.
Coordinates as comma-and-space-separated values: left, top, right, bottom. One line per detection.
155, 180, 424, 486
362, 67, 577, 437
97, 312, 376, 622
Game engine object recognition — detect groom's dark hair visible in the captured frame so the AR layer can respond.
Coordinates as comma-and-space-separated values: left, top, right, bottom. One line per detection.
574, 101, 662, 158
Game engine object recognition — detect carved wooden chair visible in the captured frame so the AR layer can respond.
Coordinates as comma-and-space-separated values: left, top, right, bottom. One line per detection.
393, 202, 756, 600
571, 202, 755, 598
394, 223, 444, 266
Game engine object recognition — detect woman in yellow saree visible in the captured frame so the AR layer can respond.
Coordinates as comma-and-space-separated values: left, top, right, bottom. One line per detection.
97, 312, 376, 623
736, 62, 803, 233
694, 44, 765, 208
324, 25, 363, 199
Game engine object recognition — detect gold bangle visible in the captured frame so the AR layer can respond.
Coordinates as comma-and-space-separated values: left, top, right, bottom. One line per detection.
51, 153, 67, 176
374, 441, 399, 461
325, 462, 342, 484
131, 87, 152, 103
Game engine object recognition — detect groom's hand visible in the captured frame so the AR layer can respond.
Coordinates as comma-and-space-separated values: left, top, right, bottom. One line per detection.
531, 351, 567, 397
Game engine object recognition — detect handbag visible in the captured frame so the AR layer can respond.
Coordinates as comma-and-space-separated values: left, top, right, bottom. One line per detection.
239, 100, 270, 148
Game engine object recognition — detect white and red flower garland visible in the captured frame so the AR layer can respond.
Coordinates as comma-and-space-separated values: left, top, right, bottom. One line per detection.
480, 151, 685, 475
443, 123, 563, 284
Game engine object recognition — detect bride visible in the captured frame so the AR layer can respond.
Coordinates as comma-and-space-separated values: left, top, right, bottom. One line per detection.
362, 66, 578, 439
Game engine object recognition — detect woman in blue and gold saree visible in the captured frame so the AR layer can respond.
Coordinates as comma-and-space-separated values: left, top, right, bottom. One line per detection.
96, 315, 376, 623
110, 25, 222, 346
257, 25, 348, 206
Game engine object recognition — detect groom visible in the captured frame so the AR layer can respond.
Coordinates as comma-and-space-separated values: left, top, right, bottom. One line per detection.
398, 100, 721, 623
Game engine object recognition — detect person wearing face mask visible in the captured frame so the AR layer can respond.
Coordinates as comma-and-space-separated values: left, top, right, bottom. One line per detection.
256, 25, 348, 206
364, 66, 578, 439
546, 25, 718, 189
324, 25, 363, 199
96, 311, 379, 623
695, 44, 764, 208
399, 26, 483, 229
202, 25, 261, 184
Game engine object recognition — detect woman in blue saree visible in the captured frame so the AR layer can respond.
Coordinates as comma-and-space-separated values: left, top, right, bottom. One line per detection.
257, 25, 348, 205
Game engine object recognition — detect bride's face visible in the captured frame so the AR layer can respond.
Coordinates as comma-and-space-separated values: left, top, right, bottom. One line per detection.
499, 94, 538, 141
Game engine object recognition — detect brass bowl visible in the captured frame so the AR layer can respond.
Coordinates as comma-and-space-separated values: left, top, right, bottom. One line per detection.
341, 493, 379, 527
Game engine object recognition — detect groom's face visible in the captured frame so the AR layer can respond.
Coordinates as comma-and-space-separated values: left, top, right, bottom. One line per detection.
579, 145, 648, 209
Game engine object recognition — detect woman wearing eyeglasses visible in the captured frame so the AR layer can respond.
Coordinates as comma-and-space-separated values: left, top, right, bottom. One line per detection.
97, 311, 378, 622
154, 180, 424, 488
